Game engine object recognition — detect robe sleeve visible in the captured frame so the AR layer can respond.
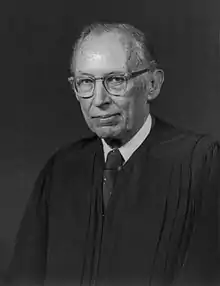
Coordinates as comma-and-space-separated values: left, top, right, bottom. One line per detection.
203, 139, 220, 282
210, 140, 220, 283
4, 155, 55, 286
192, 138, 220, 284
173, 137, 220, 285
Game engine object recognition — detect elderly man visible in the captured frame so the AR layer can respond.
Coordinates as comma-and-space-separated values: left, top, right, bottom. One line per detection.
5, 23, 220, 286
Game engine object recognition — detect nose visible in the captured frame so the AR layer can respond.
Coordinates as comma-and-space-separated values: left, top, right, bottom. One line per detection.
92, 80, 111, 107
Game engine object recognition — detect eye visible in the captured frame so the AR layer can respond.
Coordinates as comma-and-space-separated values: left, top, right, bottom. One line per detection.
77, 78, 93, 85
107, 75, 125, 85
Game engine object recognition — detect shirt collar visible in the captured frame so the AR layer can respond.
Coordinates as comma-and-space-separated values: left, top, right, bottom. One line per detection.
101, 113, 152, 163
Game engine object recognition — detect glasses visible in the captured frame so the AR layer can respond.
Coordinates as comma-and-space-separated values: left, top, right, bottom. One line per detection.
68, 68, 150, 98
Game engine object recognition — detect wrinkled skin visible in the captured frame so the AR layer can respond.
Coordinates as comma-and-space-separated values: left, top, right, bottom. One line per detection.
73, 32, 163, 147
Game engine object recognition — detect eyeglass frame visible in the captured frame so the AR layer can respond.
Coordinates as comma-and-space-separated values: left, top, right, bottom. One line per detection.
68, 67, 152, 98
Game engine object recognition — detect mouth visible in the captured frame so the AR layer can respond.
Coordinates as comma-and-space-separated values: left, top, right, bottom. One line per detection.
94, 113, 120, 119
93, 113, 120, 125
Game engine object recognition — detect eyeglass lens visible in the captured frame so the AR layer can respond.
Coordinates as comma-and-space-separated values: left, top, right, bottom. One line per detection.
75, 74, 127, 97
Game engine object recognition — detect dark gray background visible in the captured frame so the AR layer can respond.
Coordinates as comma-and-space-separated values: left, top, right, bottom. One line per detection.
0, 0, 219, 281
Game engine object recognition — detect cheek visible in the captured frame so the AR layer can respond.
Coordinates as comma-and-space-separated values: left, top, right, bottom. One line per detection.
119, 100, 135, 128
123, 96, 145, 127
79, 100, 91, 116
127, 103, 136, 127
79, 102, 94, 127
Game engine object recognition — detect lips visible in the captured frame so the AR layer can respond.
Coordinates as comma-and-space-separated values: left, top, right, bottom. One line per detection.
93, 113, 120, 125
93, 113, 119, 119
99, 114, 116, 119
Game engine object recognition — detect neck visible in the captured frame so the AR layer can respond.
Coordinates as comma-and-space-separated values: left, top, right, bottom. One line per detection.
104, 137, 124, 149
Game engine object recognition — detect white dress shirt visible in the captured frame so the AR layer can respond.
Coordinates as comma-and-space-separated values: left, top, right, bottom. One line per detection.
101, 113, 152, 163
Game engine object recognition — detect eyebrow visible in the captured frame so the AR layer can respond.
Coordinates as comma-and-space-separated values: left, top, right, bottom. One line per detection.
77, 71, 126, 77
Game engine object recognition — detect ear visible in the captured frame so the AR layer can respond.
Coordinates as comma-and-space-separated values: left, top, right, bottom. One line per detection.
75, 92, 80, 102
147, 69, 164, 101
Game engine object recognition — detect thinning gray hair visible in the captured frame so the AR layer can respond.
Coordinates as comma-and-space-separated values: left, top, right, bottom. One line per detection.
70, 22, 158, 74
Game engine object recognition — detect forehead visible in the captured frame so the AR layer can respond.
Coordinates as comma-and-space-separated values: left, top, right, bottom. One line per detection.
75, 32, 128, 75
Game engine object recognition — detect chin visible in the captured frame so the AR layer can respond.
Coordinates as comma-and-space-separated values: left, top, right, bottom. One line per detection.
93, 125, 123, 139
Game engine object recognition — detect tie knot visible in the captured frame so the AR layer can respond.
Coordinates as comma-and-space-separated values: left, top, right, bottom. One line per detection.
105, 149, 124, 170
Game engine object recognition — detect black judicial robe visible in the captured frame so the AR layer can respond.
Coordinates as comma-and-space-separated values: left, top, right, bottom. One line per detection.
5, 116, 220, 286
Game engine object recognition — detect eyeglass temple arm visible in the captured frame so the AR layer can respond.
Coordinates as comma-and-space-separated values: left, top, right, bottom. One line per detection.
130, 68, 151, 79
68, 62, 157, 83
130, 60, 157, 78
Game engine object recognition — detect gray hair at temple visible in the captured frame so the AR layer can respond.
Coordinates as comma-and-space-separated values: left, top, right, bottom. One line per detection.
70, 22, 158, 74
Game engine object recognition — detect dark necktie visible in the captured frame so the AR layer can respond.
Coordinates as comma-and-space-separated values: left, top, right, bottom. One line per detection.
103, 149, 124, 209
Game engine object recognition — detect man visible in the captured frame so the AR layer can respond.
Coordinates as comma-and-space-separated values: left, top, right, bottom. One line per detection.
5, 23, 220, 286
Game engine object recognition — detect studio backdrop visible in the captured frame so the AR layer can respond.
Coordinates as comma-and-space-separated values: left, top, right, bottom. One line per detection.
0, 0, 219, 281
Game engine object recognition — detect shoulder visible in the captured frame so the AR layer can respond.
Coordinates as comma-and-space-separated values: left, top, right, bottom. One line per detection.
54, 134, 100, 159
151, 116, 220, 162
25, 135, 101, 205
37, 134, 100, 177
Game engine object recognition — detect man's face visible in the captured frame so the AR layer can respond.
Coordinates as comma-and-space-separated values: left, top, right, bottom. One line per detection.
73, 32, 149, 145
